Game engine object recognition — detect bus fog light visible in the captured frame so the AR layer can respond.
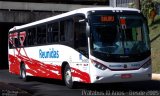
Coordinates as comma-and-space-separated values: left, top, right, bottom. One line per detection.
96, 76, 100, 80
96, 76, 103, 80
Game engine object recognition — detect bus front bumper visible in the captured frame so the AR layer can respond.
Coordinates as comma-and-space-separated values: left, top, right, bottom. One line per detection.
90, 67, 152, 83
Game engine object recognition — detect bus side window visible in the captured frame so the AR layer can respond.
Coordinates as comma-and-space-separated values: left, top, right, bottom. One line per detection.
60, 19, 74, 45
60, 21, 65, 41
66, 19, 74, 47
14, 38, 18, 47
47, 22, 59, 43
9, 34, 14, 48
9, 37, 13, 48
23, 31, 27, 47
74, 15, 88, 57
13, 32, 19, 48
27, 28, 37, 46
37, 25, 47, 45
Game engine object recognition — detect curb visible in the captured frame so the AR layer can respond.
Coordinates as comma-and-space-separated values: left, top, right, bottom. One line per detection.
152, 73, 160, 80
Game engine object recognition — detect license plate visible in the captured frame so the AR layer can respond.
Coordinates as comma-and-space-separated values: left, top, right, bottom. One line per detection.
121, 74, 132, 79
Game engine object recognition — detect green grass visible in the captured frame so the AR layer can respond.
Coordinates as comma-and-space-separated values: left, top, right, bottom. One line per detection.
149, 16, 160, 73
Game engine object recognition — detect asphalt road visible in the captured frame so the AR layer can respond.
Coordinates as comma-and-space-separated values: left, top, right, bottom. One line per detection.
0, 69, 160, 96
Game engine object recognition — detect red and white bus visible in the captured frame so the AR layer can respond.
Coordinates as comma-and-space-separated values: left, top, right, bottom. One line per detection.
8, 7, 151, 88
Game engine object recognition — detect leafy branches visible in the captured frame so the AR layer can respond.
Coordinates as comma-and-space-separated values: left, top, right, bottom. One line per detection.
141, 0, 157, 24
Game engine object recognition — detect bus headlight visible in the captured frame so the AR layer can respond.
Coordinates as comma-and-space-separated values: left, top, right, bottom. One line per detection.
91, 60, 107, 70
142, 60, 151, 68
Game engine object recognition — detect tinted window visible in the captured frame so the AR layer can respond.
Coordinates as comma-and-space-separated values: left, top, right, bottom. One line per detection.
37, 25, 47, 45
47, 22, 59, 43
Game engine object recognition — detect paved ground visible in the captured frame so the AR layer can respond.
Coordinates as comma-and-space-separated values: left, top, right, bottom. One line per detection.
0, 82, 32, 96
1, 69, 160, 96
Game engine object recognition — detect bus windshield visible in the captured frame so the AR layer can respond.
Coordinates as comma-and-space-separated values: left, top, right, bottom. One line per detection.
89, 12, 150, 62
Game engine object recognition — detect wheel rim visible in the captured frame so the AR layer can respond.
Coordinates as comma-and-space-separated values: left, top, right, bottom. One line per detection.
65, 69, 72, 85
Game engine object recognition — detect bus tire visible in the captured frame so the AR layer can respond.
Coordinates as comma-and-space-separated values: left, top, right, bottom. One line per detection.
20, 64, 28, 81
64, 64, 76, 89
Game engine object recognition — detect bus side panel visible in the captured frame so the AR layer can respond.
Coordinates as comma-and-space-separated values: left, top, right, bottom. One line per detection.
57, 45, 90, 83
9, 49, 20, 75
24, 56, 62, 80
9, 45, 90, 83
71, 67, 91, 83
9, 47, 63, 79
14, 47, 63, 80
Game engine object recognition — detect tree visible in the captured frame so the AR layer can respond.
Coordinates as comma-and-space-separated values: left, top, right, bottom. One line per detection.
141, 0, 157, 24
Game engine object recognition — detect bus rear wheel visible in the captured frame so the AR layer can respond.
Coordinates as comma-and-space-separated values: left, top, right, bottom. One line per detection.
20, 64, 28, 81
64, 64, 76, 89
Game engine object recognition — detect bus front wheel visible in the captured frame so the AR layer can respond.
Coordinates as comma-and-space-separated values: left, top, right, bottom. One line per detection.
64, 64, 76, 89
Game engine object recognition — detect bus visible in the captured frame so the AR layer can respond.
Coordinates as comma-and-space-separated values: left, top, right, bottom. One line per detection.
8, 7, 151, 88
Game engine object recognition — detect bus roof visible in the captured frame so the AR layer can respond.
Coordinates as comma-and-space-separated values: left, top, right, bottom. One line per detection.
9, 7, 140, 32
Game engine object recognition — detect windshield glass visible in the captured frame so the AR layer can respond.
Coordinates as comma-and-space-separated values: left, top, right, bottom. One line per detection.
89, 11, 150, 62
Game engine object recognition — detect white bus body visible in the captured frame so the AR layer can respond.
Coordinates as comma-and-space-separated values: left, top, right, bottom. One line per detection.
9, 7, 151, 88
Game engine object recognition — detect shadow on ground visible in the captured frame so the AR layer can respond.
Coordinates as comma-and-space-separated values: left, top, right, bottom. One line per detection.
9, 76, 160, 96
